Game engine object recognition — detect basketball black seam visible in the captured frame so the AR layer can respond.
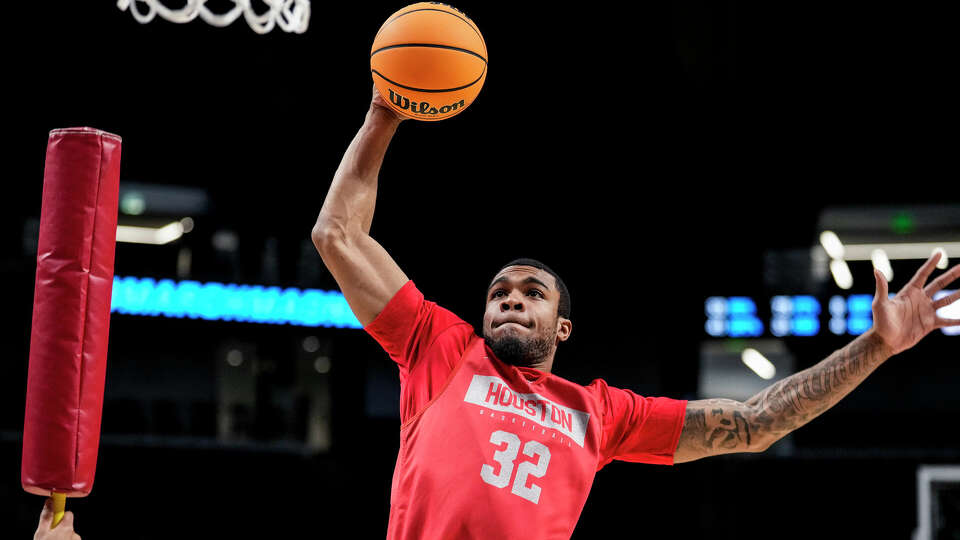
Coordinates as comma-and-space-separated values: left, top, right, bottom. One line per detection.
374, 8, 486, 57
371, 43, 487, 64
371, 65, 485, 94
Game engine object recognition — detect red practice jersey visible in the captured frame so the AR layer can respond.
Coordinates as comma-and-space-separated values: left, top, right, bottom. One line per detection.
365, 281, 687, 539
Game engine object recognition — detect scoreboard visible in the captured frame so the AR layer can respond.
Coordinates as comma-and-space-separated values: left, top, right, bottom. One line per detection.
705, 292, 959, 338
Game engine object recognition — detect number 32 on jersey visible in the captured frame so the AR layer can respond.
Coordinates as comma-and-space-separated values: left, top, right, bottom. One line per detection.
480, 430, 552, 504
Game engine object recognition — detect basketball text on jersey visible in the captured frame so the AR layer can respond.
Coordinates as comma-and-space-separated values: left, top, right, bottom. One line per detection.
463, 374, 590, 448
388, 89, 465, 116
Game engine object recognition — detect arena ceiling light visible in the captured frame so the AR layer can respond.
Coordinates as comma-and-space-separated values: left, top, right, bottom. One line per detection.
741, 348, 776, 380
819, 231, 845, 259
116, 218, 192, 245
838, 242, 955, 268
817, 230, 955, 289
819, 232, 957, 265
815, 205, 959, 273
829, 259, 854, 290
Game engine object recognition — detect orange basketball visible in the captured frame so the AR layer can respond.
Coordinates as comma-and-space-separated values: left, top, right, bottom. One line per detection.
371, 3, 487, 121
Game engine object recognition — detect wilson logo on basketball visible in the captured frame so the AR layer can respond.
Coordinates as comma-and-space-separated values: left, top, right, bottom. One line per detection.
388, 89, 465, 117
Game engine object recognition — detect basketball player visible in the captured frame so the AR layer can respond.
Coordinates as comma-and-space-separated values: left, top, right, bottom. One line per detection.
312, 86, 960, 538
33, 498, 80, 540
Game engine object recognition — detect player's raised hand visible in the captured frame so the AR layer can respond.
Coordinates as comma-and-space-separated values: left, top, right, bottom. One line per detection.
34, 498, 81, 540
871, 250, 960, 355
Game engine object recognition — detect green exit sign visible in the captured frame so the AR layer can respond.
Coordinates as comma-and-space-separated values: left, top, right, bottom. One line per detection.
891, 211, 914, 235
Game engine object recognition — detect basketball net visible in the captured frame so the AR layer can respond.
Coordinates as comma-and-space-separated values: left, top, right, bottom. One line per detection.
116, 0, 310, 34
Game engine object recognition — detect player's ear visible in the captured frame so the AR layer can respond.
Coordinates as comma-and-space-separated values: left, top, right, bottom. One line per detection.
556, 317, 572, 344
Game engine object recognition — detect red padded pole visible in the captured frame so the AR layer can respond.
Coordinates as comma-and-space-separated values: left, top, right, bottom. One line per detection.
22, 127, 122, 498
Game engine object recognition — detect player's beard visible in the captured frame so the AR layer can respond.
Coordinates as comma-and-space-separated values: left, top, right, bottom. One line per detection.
484, 326, 554, 368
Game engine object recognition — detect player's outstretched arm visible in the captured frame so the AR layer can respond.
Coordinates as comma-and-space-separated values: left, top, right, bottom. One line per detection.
312, 86, 410, 326
674, 251, 960, 464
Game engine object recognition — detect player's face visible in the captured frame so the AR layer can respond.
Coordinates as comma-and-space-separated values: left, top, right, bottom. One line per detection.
482, 266, 562, 366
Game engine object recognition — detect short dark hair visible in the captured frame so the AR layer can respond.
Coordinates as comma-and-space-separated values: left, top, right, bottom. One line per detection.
498, 258, 571, 320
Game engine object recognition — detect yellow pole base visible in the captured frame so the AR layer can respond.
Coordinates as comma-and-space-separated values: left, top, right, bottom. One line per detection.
51, 492, 66, 528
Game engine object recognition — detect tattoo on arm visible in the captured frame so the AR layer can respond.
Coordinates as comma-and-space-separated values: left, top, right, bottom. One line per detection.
745, 333, 889, 439
674, 332, 892, 463
709, 408, 751, 449
676, 399, 754, 460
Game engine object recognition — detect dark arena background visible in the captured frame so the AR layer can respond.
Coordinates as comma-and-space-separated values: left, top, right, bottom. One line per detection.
4, 2, 958, 538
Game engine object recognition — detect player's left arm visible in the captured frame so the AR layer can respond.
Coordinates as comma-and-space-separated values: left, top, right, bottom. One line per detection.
674, 251, 960, 464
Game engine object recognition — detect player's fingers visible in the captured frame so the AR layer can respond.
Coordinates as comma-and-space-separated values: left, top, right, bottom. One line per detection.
925, 263, 960, 297
935, 317, 960, 329
909, 250, 943, 288
873, 267, 889, 304
933, 289, 960, 310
